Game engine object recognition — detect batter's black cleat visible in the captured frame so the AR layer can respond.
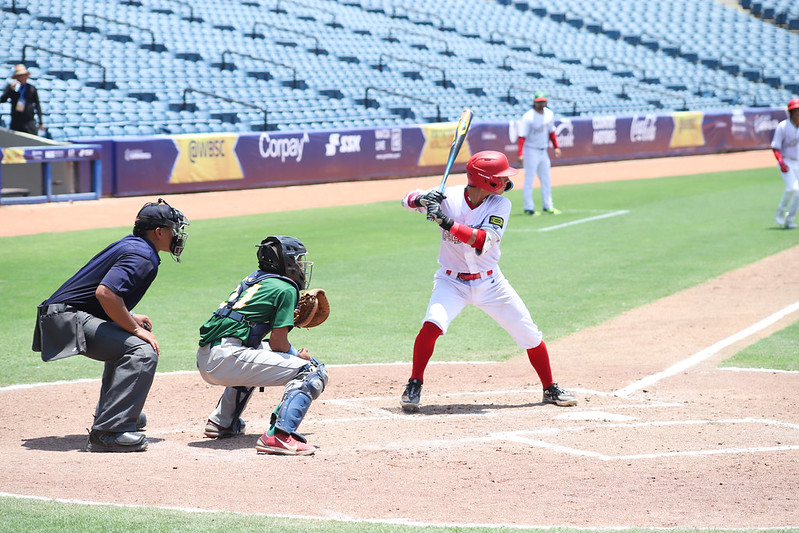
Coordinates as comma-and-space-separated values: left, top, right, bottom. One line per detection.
401, 378, 423, 412
87, 429, 148, 453
203, 417, 246, 439
542, 383, 577, 407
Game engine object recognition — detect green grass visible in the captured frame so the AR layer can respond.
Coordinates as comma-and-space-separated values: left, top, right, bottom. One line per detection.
1, 166, 798, 531
722, 319, 799, 371
1, 495, 797, 533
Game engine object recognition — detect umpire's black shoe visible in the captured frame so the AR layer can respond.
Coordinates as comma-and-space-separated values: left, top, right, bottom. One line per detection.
87, 429, 148, 453
136, 412, 147, 431
401, 378, 423, 413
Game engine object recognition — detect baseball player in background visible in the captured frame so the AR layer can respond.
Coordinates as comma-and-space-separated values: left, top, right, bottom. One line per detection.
196, 235, 328, 456
399, 150, 577, 412
517, 91, 562, 216
772, 98, 799, 229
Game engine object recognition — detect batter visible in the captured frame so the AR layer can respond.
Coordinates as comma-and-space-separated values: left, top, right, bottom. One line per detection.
399, 150, 577, 412
772, 98, 799, 229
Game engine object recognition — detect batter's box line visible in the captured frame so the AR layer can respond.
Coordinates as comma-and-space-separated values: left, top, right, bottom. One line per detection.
493, 417, 799, 461
315, 388, 680, 426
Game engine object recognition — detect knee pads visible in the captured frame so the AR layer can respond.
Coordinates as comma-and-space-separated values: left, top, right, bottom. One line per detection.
271, 359, 328, 436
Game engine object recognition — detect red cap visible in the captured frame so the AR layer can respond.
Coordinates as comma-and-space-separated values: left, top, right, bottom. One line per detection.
788, 99, 799, 112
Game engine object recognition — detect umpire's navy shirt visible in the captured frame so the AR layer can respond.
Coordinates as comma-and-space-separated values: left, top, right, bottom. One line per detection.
45, 235, 160, 321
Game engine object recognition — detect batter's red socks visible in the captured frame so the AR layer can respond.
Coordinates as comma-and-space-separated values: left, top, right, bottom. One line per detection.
526, 341, 554, 390
410, 321, 442, 382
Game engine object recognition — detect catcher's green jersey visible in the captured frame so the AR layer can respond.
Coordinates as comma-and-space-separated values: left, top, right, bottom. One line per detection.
199, 276, 298, 346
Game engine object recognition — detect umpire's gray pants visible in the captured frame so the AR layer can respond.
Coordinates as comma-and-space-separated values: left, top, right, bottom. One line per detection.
81, 313, 157, 432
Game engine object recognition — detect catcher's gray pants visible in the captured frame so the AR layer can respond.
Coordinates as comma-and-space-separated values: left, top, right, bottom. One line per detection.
80, 313, 157, 432
197, 337, 308, 428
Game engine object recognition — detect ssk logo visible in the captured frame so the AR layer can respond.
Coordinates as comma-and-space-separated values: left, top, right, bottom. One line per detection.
325, 133, 362, 156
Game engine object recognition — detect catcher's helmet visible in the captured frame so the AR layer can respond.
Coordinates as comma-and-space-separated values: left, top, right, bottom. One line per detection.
788, 98, 799, 112
466, 151, 519, 194
534, 91, 548, 103
257, 235, 312, 290
133, 198, 190, 262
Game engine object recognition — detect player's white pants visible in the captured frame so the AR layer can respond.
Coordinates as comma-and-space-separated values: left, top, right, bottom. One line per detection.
776, 158, 799, 227
522, 147, 553, 212
197, 337, 308, 428
423, 268, 543, 349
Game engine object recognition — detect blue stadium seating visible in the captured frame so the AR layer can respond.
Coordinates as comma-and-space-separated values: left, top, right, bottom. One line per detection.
1, 0, 796, 141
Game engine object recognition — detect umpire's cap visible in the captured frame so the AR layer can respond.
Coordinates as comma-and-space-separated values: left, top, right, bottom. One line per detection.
134, 198, 184, 231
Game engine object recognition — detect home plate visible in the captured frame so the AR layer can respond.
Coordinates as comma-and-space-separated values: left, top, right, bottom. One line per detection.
554, 411, 637, 421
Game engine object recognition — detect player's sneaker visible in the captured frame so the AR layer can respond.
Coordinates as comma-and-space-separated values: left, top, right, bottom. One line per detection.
787, 222, 798, 229
542, 383, 577, 406
256, 432, 315, 455
401, 378, 423, 412
204, 417, 246, 439
542, 207, 561, 215
524, 209, 538, 216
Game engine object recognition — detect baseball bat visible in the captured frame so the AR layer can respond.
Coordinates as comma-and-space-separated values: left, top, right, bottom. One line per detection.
436, 108, 473, 193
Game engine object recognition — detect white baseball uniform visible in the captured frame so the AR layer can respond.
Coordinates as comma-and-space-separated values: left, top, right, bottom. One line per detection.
518, 106, 558, 212
403, 184, 543, 348
772, 117, 799, 227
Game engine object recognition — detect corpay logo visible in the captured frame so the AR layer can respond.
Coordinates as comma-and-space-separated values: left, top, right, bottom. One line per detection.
259, 132, 310, 162
325, 133, 362, 156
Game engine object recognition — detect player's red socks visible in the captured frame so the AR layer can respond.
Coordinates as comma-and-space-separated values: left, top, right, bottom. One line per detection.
526, 341, 554, 389
410, 321, 442, 381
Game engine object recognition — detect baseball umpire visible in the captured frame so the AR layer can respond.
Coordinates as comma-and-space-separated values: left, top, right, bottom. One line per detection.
399, 150, 577, 412
196, 235, 328, 455
32, 198, 190, 452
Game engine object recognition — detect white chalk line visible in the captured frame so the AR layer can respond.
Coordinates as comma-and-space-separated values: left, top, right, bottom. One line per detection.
614, 300, 799, 398
509, 209, 630, 232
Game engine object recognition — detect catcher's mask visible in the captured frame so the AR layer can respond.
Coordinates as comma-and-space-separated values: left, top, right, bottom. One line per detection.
257, 235, 313, 290
133, 198, 190, 262
466, 150, 518, 194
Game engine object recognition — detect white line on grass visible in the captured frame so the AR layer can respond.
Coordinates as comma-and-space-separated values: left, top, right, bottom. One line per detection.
614, 300, 799, 398
511, 209, 629, 232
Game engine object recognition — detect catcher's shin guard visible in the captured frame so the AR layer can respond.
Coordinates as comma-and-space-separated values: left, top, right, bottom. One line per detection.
270, 359, 328, 438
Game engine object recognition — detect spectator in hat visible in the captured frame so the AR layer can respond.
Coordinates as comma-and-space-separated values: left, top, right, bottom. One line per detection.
1, 64, 45, 135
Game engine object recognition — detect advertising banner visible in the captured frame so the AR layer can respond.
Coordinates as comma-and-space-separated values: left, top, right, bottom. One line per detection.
102, 107, 786, 197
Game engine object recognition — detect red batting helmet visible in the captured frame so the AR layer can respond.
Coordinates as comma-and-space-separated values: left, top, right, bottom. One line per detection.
466, 151, 519, 194
788, 99, 799, 112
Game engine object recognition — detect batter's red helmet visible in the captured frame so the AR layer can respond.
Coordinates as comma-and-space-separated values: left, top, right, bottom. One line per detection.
788, 98, 799, 112
466, 151, 519, 194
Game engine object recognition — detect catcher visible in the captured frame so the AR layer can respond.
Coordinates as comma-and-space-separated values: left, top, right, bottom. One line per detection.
196, 235, 329, 455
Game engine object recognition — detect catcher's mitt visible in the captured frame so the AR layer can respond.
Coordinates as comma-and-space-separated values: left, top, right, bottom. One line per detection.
294, 288, 330, 328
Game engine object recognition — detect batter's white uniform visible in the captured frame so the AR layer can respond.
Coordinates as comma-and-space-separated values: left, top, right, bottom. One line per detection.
771, 117, 799, 227
403, 184, 543, 349
518, 106, 557, 213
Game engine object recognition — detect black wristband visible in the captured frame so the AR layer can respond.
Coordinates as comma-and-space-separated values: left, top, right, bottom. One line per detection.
439, 215, 454, 231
